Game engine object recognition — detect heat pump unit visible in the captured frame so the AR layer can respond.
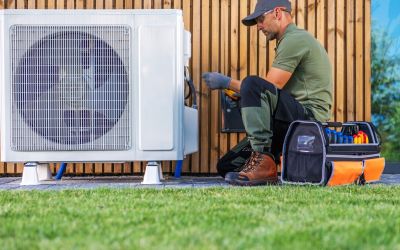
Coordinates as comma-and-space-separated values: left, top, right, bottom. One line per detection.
0, 9, 198, 163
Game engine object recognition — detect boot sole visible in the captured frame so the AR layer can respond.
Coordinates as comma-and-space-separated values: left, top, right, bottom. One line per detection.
230, 177, 278, 186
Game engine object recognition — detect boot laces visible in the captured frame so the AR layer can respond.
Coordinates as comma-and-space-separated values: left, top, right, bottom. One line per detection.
242, 152, 263, 173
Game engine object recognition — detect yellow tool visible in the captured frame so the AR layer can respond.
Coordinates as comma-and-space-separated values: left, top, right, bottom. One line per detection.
224, 89, 241, 101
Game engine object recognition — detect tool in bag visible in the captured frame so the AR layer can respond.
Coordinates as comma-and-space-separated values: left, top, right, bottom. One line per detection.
281, 120, 385, 186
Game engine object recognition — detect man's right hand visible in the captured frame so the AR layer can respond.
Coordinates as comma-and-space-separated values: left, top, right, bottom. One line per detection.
202, 72, 231, 90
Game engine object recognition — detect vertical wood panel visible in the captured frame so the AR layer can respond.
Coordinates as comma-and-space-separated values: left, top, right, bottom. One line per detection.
355, 0, 364, 121
66, 0, 74, 9
327, 0, 335, 121
209, 0, 220, 173
336, 0, 345, 122
307, 0, 316, 36
191, 0, 200, 173
181, 0, 191, 173
86, 0, 94, 9
125, 0, 133, 9
229, 0, 239, 149
76, 0, 84, 9
296, 0, 306, 29
219, 0, 229, 167
200, 0, 210, 173
346, 0, 355, 121
248, 0, 258, 75
0, 0, 373, 176
364, 0, 371, 121
316, 0, 325, 46
36, 0, 46, 9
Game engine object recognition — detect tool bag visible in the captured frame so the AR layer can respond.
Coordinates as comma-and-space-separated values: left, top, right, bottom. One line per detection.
281, 120, 385, 186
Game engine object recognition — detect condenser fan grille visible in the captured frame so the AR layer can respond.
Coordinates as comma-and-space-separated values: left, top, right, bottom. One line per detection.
10, 25, 131, 151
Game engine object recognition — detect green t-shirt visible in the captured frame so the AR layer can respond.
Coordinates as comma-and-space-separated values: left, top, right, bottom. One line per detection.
272, 23, 333, 122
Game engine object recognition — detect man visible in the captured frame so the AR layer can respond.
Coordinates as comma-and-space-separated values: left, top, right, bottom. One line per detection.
202, 0, 332, 186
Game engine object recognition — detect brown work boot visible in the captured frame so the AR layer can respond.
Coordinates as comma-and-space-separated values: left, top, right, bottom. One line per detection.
231, 151, 278, 186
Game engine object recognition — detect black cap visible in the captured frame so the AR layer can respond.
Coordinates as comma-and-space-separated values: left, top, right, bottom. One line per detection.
242, 0, 292, 26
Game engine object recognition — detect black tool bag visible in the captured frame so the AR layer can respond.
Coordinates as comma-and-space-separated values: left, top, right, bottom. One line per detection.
216, 137, 252, 177
281, 120, 384, 186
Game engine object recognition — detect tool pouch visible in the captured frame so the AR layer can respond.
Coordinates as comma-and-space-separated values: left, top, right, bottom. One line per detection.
281, 120, 385, 186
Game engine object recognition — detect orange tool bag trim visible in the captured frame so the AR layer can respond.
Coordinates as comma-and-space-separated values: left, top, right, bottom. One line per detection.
326, 161, 363, 186
281, 120, 385, 186
362, 157, 385, 183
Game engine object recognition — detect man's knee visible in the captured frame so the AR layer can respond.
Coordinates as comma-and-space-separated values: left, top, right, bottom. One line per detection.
240, 76, 276, 107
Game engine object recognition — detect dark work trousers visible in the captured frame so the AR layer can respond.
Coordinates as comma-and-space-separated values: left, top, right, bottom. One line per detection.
240, 76, 313, 162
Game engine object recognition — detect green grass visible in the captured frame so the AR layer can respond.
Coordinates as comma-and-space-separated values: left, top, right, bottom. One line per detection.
1, 186, 400, 250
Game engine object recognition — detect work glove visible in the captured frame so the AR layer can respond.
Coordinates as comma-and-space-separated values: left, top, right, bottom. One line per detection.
202, 72, 231, 90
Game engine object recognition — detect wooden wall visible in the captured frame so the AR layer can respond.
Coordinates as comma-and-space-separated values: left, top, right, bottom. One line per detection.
0, 0, 371, 176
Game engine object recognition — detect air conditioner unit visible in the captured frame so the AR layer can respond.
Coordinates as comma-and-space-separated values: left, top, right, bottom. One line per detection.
0, 9, 198, 164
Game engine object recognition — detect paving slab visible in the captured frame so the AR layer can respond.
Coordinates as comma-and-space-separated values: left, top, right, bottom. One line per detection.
0, 174, 398, 190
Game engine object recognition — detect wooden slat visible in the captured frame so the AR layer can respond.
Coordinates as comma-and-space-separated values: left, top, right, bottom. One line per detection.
290, 0, 296, 24
27, 0, 35, 8
238, 1, 250, 143
95, 0, 104, 9
86, 0, 94, 9
85, 163, 93, 175
219, 0, 229, 166
105, 0, 113, 9
6, 164, 15, 174
200, 0, 210, 172
209, 0, 220, 173
229, 0, 239, 150
327, 0, 335, 121
75, 162, 84, 175
56, 0, 64, 9
163, 0, 171, 9
181, 0, 191, 174
143, 0, 151, 9
133, 0, 141, 9
355, 0, 364, 121
316, 0, 325, 46
125, 0, 133, 9
258, 35, 267, 81
4, 0, 16, 8
173, 0, 180, 9
296, 0, 306, 29
248, 0, 258, 75
346, 0, 356, 121
364, 0, 371, 121
0, 163, 4, 174
307, 0, 316, 36
336, 0, 345, 122
66, 0, 74, 9
76, 0, 84, 9
15, 0, 23, 8
191, 0, 200, 173
240, 0, 249, 78
95, 163, 103, 174
153, 0, 162, 8
123, 162, 132, 174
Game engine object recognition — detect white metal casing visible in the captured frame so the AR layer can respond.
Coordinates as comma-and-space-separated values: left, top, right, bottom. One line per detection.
0, 9, 198, 162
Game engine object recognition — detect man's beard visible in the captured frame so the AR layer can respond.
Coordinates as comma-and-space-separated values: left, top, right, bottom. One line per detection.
263, 30, 277, 41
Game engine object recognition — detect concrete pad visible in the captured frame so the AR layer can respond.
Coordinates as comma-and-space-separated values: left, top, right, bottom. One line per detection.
0, 174, 399, 191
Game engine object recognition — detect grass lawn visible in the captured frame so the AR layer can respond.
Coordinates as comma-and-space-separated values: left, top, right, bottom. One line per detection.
1, 186, 400, 250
